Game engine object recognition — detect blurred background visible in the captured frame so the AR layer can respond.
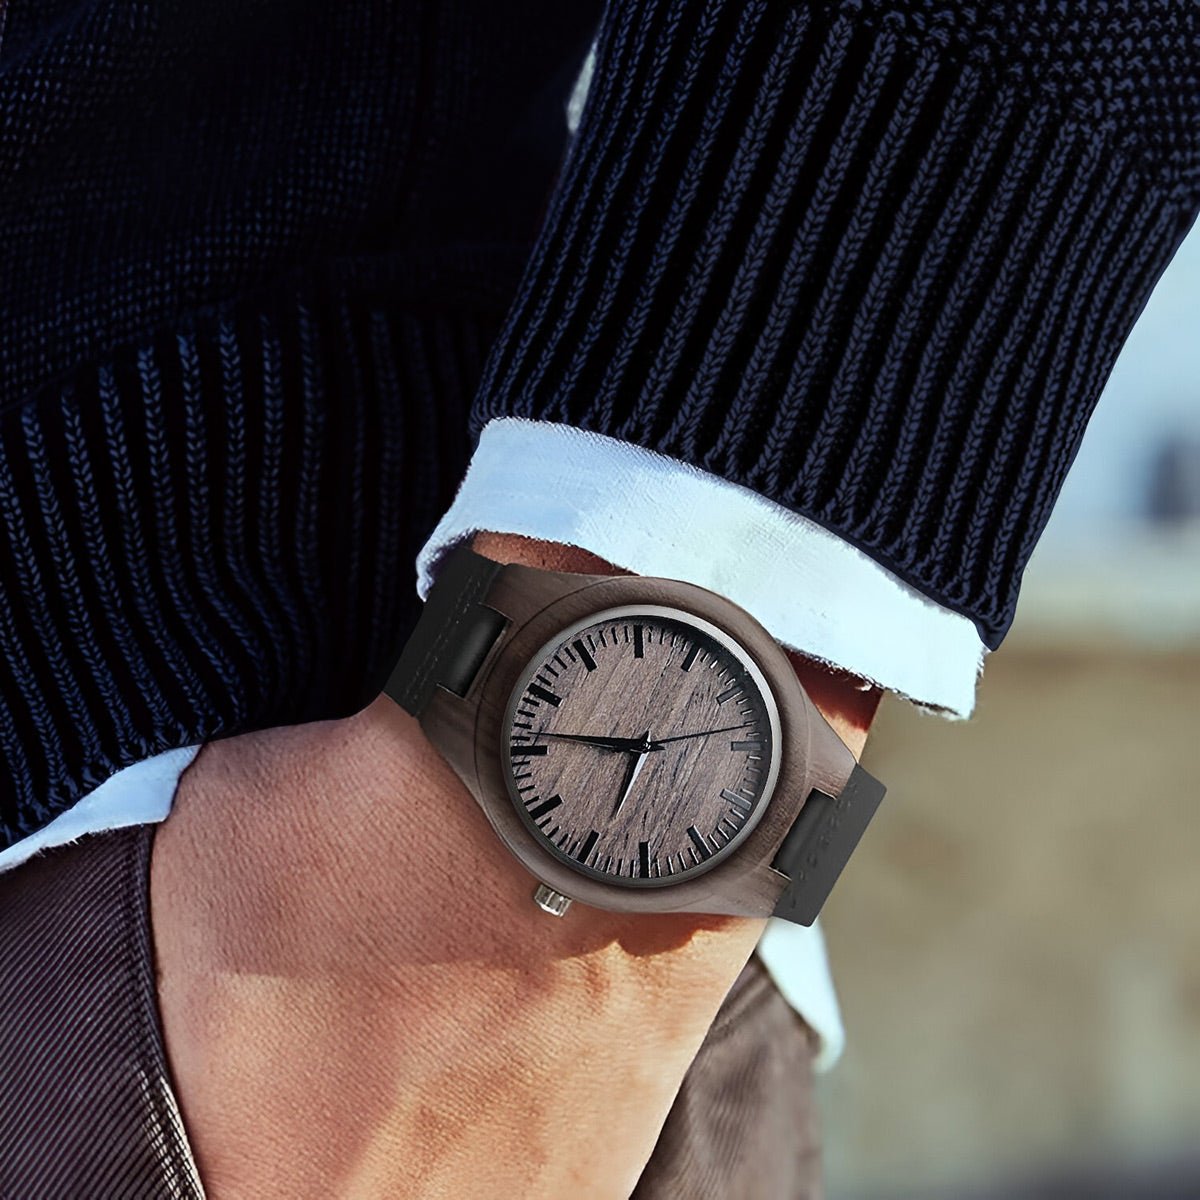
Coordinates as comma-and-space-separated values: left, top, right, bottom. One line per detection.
819, 219, 1200, 1199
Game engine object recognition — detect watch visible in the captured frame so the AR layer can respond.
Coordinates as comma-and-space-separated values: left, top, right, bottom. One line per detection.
383, 542, 886, 926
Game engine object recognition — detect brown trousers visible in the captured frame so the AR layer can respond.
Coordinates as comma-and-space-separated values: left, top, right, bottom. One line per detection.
0, 829, 823, 1198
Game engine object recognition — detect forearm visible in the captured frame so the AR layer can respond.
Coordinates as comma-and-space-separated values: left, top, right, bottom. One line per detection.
152, 532, 875, 1198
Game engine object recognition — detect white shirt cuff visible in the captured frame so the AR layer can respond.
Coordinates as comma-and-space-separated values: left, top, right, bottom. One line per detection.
0, 745, 200, 874
417, 417, 985, 717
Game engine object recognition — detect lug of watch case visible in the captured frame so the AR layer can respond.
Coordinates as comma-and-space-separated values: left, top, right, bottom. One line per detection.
409, 550, 881, 924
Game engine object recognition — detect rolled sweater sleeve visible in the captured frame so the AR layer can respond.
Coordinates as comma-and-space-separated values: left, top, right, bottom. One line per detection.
470, 0, 1200, 650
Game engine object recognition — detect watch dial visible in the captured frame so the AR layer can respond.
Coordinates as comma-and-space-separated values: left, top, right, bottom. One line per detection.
503, 607, 779, 886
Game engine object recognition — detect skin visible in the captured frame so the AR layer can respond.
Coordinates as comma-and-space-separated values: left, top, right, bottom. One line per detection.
151, 532, 880, 1198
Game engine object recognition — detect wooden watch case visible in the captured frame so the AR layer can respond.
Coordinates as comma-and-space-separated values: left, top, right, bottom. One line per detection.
418, 563, 859, 918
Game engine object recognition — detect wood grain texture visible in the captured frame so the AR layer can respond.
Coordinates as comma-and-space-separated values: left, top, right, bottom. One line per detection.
506, 610, 776, 884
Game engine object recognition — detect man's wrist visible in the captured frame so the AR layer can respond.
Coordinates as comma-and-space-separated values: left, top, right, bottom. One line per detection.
150, 530, 880, 1196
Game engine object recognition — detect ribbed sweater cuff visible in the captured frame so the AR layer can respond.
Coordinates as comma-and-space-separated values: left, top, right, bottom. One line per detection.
472, 0, 1200, 648
0, 257, 512, 851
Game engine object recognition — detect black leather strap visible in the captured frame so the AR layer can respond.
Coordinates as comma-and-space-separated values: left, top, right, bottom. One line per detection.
384, 543, 508, 716
770, 765, 887, 926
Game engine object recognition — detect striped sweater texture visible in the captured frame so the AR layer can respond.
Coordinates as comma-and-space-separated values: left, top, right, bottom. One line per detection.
0, 0, 1197, 849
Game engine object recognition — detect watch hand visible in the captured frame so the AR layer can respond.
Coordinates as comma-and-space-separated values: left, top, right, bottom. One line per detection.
535, 731, 662, 753
611, 732, 652, 818
650, 722, 755, 747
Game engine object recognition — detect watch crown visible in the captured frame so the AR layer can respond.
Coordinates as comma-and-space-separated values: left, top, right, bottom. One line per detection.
533, 883, 573, 917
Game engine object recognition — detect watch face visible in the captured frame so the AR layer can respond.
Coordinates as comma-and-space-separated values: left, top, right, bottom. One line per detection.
502, 605, 781, 888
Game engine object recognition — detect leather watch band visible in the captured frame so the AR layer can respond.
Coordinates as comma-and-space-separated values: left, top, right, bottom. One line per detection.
770, 765, 886, 926
384, 543, 507, 717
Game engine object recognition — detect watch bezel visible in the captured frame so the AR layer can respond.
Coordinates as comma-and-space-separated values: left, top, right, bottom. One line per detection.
499, 603, 784, 889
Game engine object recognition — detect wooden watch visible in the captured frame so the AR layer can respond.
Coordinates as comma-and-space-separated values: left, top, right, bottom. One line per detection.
384, 543, 885, 925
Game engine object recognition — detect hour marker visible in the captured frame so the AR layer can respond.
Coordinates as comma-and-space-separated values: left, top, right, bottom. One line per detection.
573, 639, 597, 672
730, 740, 761, 752
511, 743, 548, 757
686, 825, 713, 861
721, 787, 752, 813
638, 841, 651, 878
680, 643, 700, 672
632, 624, 644, 658
576, 829, 600, 864
528, 794, 562, 821
716, 684, 742, 704
528, 683, 561, 707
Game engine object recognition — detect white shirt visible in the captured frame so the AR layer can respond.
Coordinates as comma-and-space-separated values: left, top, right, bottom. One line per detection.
0, 417, 985, 1073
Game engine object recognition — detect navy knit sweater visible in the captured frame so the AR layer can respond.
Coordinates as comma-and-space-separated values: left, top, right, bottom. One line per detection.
1, 0, 1197, 851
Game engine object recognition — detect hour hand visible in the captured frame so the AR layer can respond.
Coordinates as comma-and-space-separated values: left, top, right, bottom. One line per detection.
535, 731, 660, 753
611, 732, 653, 818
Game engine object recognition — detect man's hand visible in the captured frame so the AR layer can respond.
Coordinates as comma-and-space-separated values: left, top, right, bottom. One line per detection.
150, 532, 878, 1198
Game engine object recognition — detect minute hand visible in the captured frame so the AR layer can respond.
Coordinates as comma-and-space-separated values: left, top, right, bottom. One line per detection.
536, 731, 660, 753
650, 722, 754, 747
